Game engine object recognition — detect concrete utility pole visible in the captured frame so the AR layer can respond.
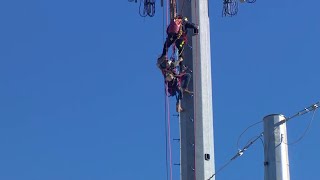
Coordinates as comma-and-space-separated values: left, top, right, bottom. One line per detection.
263, 114, 290, 180
177, 0, 215, 179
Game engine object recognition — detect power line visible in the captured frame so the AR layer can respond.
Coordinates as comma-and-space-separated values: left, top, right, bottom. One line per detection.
286, 109, 318, 145
285, 102, 319, 123
236, 120, 263, 149
208, 101, 319, 179
208, 133, 263, 180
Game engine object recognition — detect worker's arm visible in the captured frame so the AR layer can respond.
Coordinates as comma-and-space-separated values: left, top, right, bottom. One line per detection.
185, 21, 199, 32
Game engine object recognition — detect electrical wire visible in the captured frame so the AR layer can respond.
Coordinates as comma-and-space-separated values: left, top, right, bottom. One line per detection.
165, 82, 173, 180
286, 109, 317, 145
207, 159, 233, 180
285, 101, 319, 123
236, 120, 263, 150
208, 101, 319, 178
207, 133, 263, 180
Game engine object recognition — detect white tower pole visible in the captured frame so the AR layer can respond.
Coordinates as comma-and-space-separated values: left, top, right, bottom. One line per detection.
263, 114, 290, 180
177, 0, 215, 179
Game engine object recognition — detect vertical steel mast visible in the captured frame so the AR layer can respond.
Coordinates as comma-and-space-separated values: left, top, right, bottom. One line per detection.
176, 0, 215, 179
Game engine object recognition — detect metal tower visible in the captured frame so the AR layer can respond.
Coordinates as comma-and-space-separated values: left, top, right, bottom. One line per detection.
177, 0, 215, 179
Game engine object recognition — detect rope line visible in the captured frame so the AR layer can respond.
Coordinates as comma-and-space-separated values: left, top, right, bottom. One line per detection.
162, 3, 170, 179
164, 84, 169, 180
166, 83, 173, 180
166, 2, 173, 180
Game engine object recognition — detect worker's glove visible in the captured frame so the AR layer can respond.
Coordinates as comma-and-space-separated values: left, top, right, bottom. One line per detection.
183, 17, 188, 22
193, 26, 199, 35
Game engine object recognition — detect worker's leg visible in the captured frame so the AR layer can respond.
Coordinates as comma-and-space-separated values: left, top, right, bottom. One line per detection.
161, 34, 177, 58
175, 39, 185, 59
175, 39, 185, 70
181, 73, 192, 94
176, 90, 183, 112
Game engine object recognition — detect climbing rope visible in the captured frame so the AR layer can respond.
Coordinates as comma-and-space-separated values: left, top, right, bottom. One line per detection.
164, 88, 169, 180
163, 1, 173, 180
165, 82, 173, 180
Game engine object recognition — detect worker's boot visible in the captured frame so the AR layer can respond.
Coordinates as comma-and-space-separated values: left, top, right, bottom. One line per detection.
184, 89, 193, 94
176, 102, 183, 113
178, 57, 184, 62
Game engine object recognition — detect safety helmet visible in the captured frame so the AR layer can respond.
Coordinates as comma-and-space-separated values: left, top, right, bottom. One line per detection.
175, 15, 188, 22
175, 15, 183, 19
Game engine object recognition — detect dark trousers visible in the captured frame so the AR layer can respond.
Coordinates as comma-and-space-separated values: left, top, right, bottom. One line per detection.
162, 34, 185, 58
177, 73, 191, 101
181, 73, 191, 90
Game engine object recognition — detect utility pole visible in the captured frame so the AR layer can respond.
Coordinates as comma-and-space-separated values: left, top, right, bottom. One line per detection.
177, 0, 215, 179
263, 114, 290, 180
128, 0, 259, 179
263, 102, 319, 180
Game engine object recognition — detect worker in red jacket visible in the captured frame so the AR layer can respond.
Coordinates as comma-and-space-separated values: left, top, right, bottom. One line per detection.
158, 15, 199, 67
158, 58, 192, 112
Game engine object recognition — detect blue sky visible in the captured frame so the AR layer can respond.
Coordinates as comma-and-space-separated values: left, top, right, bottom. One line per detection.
0, 0, 319, 180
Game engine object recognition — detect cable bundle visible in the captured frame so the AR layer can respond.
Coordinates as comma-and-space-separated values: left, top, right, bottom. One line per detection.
139, 0, 156, 17
245, 0, 256, 3
222, 0, 238, 17
222, 0, 258, 17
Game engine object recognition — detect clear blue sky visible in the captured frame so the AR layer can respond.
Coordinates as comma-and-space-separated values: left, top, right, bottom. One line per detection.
0, 0, 319, 180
